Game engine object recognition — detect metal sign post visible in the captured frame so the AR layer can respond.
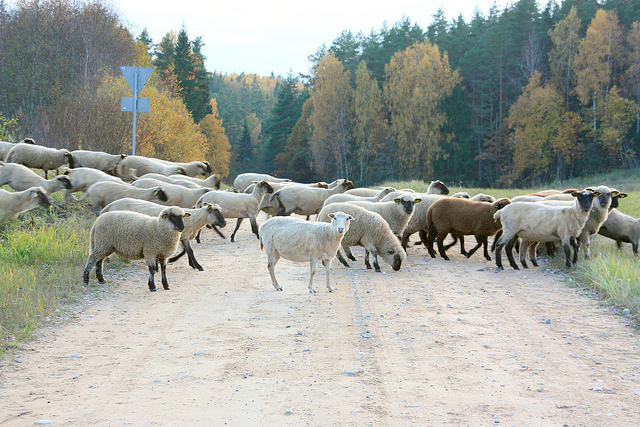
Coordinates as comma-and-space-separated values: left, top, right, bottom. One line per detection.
120, 66, 153, 155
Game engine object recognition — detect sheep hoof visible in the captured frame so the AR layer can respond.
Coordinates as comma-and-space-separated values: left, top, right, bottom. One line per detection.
375, 268, 381, 273
163, 286, 170, 290
196, 266, 204, 271
149, 288, 157, 292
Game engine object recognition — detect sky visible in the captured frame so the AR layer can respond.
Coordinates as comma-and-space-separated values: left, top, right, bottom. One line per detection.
118, 1, 510, 76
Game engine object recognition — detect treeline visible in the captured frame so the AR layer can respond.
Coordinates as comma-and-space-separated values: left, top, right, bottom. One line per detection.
0, 0, 231, 176
214, 0, 640, 187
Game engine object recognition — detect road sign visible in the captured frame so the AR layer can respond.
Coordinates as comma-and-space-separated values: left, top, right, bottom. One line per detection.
121, 97, 150, 113
120, 66, 153, 95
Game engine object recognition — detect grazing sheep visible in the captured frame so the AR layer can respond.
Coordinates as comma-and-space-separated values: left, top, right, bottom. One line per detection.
0, 186, 51, 219
83, 206, 189, 291
100, 198, 226, 271
426, 180, 449, 195
71, 150, 126, 173
132, 178, 210, 208
270, 179, 355, 217
234, 173, 290, 192
196, 180, 274, 242
259, 212, 353, 293
5, 142, 74, 178
115, 155, 186, 181
317, 203, 406, 272
0, 162, 71, 194
63, 167, 127, 201
598, 208, 639, 254
156, 159, 212, 177
323, 187, 396, 206
0, 138, 35, 160
425, 197, 511, 261
83, 181, 168, 214
494, 189, 599, 270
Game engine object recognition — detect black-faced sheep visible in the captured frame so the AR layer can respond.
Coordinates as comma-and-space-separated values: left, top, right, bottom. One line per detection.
259, 212, 353, 293
5, 142, 74, 178
0, 162, 71, 194
425, 197, 511, 261
598, 208, 639, 254
317, 202, 406, 272
0, 186, 51, 219
115, 155, 186, 181
63, 167, 127, 202
322, 187, 396, 206
83, 181, 168, 214
83, 206, 190, 291
131, 178, 210, 208
270, 179, 355, 217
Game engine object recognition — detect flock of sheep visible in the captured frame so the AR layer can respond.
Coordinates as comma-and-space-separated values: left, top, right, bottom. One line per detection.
0, 137, 638, 294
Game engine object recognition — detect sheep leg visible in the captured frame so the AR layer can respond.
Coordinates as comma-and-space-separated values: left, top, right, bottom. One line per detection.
159, 259, 170, 290
230, 218, 244, 242
336, 249, 351, 268
400, 231, 411, 251
529, 242, 539, 267
490, 230, 502, 253
519, 240, 529, 268
308, 260, 318, 293
563, 241, 573, 268
436, 232, 450, 260
95, 259, 105, 284
632, 241, 638, 255
364, 250, 373, 269
458, 235, 467, 256
249, 215, 260, 238
344, 246, 357, 262
372, 253, 381, 272
195, 229, 202, 244
443, 235, 458, 251
505, 237, 520, 270
267, 251, 283, 291
418, 229, 429, 247
323, 258, 335, 292
147, 263, 158, 292
171, 240, 203, 271
570, 237, 580, 265
426, 227, 437, 259
465, 237, 484, 259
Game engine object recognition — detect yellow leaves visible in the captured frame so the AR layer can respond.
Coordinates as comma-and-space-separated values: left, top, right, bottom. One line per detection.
199, 99, 231, 178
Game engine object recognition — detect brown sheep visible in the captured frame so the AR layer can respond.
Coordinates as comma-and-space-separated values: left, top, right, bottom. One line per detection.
425, 197, 511, 261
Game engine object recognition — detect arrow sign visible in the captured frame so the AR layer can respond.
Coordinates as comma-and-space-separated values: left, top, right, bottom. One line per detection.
120, 66, 153, 95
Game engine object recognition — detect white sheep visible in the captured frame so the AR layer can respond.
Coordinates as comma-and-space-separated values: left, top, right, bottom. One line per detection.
0, 186, 51, 219
131, 178, 210, 208
253, 181, 328, 216
317, 202, 406, 272
510, 195, 544, 203
115, 155, 186, 181
233, 172, 291, 192
0, 138, 35, 160
169, 174, 221, 190
493, 189, 599, 270
100, 198, 226, 271
259, 212, 353, 293
323, 187, 396, 206
156, 159, 212, 177
426, 180, 449, 195
379, 193, 445, 249
270, 179, 355, 217
196, 180, 274, 242
63, 167, 127, 201
83, 206, 190, 291
83, 181, 168, 214
347, 194, 421, 238
71, 150, 126, 173
0, 162, 71, 194
598, 208, 640, 254
5, 142, 74, 178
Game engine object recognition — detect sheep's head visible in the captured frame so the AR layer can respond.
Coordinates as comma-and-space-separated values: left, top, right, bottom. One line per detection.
56, 175, 72, 189
32, 187, 51, 208
572, 189, 600, 212
328, 211, 353, 235
161, 206, 188, 232
205, 203, 226, 228
340, 180, 355, 191
380, 244, 406, 271
175, 166, 187, 175
153, 187, 169, 202
203, 161, 212, 174
22, 138, 36, 145
258, 181, 274, 193
493, 198, 511, 211
65, 151, 75, 169
428, 180, 449, 195
609, 189, 627, 210
395, 195, 420, 215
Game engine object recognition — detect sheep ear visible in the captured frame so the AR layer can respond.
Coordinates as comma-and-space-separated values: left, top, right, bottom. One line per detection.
593, 191, 601, 198
414, 198, 422, 203
328, 213, 335, 219
162, 214, 167, 219
348, 215, 354, 220
618, 192, 628, 199
394, 198, 400, 203
183, 213, 192, 218
31, 191, 39, 198
206, 204, 212, 210
317, 183, 323, 187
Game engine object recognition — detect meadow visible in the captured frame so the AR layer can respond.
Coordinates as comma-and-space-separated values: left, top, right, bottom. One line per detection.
1, 171, 639, 355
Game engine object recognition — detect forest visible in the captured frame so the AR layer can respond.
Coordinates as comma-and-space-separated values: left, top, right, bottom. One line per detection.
1, 0, 640, 187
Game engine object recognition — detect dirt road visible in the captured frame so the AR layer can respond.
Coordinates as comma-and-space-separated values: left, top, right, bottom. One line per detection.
1, 218, 640, 426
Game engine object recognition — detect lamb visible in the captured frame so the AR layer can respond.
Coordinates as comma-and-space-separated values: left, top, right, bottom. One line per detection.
100, 198, 227, 271
131, 178, 210, 208
83, 181, 168, 214
322, 187, 396, 206
259, 212, 353, 293
493, 189, 599, 270
598, 208, 640, 255
0, 186, 51, 219
425, 197, 511, 261
234, 173, 291, 192
5, 142, 74, 178
0, 138, 35, 160
63, 167, 127, 201
196, 180, 274, 242
317, 203, 406, 272
83, 206, 189, 291
71, 150, 126, 173
115, 155, 186, 181
270, 179, 355, 217
156, 159, 212, 177
0, 162, 71, 194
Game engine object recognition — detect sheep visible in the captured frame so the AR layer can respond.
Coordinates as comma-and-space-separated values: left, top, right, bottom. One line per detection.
234, 173, 291, 192
71, 150, 126, 173
0, 163, 71, 194
134, 173, 202, 189
317, 203, 406, 272
347, 194, 421, 238
169, 174, 221, 190
323, 187, 396, 206
470, 193, 496, 203
425, 197, 511, 261
493, 189, 599, 270
156, 159, 212, 177
259, 212, 353, 293
598, 208, 639, 254
100, 198, 227, 271
0, 186, 51, 219
115, 155, 186, 181
0, 138, 35, 160
5, 142, 74, 178
510, 195, 544, 203
83, 181, 168, 214
451, 192, 470, 198
83, 206, 189, 291
269, 179, 355, 217
426, 180, 449, 195
63, 167, 127, 201
196, 180, 274, 242
254, 181, 329, 216
131, 178, 210, 208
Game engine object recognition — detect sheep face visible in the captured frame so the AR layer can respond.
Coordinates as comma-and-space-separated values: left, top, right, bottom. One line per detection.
64, 151, 75, 169
56, 175, 72, 189
32, 187, 51, 208
259, 181, 274, 194
206, 203, 226, 228
493, 198, 511, 211
380, 247, 405, 271
203, 161, 212, 174
328, 212, 353, 235
161, 209, 190, 232
429, 180, 449, 195
395, 196, 421, 214
610, 191, 628, 209
572, 189, 599, 212
154, 188, 169, 202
